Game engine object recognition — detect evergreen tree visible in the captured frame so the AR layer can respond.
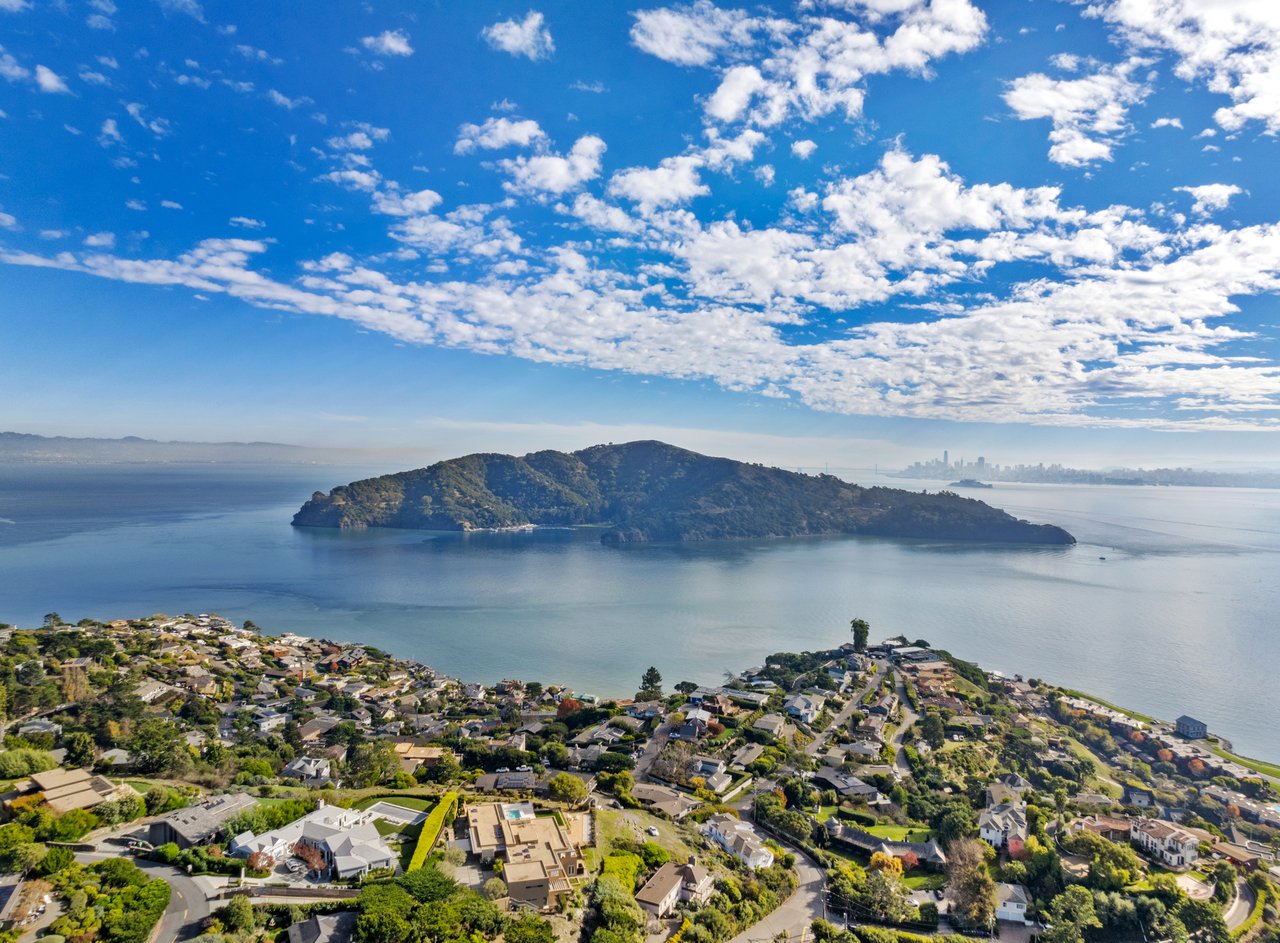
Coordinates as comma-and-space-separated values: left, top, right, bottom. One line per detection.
637, 666, 663, 700
850, 618, 870, 652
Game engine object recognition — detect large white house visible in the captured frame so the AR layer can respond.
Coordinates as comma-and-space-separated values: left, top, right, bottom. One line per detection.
783, 694, 826, 725
230, 804, 397, 880
979, 802, 1028, 854
702, 814, 774, 870
1131, 819, 1200, 868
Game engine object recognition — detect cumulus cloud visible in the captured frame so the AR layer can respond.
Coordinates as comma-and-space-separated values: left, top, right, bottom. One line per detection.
791, 139, 817, 159
229, 216, 266, 228
454, 117, 547, 155
1176, 183, 1243, 215
361, 29, 414, 57
1150, 116, 1182, 129
83, 231, 115, 247
1087, 0, 1280, 133
1004, 57, 1151, 166
609, 155, 709, 211
482, 11, 555, 61
34, 65, 70, 93
266, 89, 310, 109
500, 134, 605, 195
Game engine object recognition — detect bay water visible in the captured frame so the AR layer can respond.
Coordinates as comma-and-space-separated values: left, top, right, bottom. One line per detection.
1, 462, 1277, 761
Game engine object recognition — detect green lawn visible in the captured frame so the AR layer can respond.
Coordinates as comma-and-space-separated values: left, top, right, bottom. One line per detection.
865, 824, 932, 843
816, 805, 840, 823
905, 872, 947, 891
373, 819, 403, 837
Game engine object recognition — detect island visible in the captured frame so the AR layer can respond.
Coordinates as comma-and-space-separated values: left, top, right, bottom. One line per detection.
949, 479, 993, 489
293, 440, 1075, 545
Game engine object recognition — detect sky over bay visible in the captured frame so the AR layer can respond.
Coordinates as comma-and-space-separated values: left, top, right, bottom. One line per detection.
2, 0, 1280, 466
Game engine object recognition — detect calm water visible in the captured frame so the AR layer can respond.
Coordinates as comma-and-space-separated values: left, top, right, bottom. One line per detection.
1, 462, 1277, 761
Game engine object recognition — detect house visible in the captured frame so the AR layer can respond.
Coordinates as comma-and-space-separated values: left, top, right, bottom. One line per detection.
7, 767, 134, 815
464, 802, 585, 910
286, 911, 357, 943
689, 755, 725, 779
826, 823, 948, 869
995, 883, 1031, 924
281, 756, 334, 787
730, 744, 765, 769
1131, 819, 1199, 868
979, 802, 1028, 855
996, 773, 1032, 794
986, 783, 1021, 808
150, 792, 258, 848
1123, 785, 1156, 808
635, 859, 715, 918
629, 784, 701, 820
1176, 715, 1208, 740
1073, 815, 1133, 844
813, 770, 879, 802
752, 714, 790, 740
784, 694, 826, 725
230, 804, 397, 880
17, 719, 62, 739
702, 814, 774, 869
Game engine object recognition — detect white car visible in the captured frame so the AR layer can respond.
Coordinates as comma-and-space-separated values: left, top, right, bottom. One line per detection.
646, 826, 660, 836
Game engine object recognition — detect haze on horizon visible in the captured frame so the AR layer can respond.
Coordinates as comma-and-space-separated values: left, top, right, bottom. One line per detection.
2, 0, 1280, 467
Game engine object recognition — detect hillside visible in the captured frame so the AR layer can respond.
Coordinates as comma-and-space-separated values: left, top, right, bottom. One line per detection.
292, 441, 1075, 545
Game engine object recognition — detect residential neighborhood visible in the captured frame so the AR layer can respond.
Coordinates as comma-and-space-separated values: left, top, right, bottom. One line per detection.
0, 613, 1274, 943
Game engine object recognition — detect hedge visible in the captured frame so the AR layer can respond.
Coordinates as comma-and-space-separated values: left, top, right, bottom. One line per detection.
1231, 887, 1266, 941
405, 792, 459, 873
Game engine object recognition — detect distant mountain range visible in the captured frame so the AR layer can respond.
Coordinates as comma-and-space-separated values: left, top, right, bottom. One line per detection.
293, 440, 1075, 545
0, 432, 348, 464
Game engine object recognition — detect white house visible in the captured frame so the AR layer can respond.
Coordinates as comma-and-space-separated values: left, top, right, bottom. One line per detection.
702, 814, 774, 870
230, 804, 397, 880
783, 694, 826, 725
1131, 819, 1199, 868
979, 802, 1028, 854
995, 883, 1031, 924
635, 859, 715, 918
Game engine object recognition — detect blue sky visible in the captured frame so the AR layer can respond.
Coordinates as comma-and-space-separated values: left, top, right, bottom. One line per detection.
2, 0, 1280, 469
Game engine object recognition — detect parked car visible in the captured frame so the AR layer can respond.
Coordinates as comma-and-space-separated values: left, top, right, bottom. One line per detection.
646, 826, 660, 836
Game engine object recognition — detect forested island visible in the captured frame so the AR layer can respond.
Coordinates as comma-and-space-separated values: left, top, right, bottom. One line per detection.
293, 441, 1075, 545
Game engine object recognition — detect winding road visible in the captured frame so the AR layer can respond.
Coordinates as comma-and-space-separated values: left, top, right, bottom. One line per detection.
75, 849, 212, 941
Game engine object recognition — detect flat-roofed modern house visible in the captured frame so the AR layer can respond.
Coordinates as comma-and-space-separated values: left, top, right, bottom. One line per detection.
149, 792, 258, 848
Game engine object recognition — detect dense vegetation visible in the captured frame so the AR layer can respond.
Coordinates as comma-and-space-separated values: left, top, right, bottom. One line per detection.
294, 441, 1074, 545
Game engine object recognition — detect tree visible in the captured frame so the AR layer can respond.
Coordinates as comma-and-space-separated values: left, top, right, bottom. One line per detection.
291, 841, 327, 874
222, 894, 255, 933
60, 731, 96, 769
869, 851, 904, 875
674, 681, 699, 695
637, 666, 664, 701
861, 869, 915, 924
128, 717, 187, 774
482, 877, 508, 900
1043, 886, 1103, 943
346, 740, 399, 788
850, 618, 870, 653
919, 713, 945, 749
506, 914, 556, 943
547, 772, 589, 805
556, 698, 581, 718
946, 838, 997, 926
43, 612, 62, 628
12, 842, 47, 874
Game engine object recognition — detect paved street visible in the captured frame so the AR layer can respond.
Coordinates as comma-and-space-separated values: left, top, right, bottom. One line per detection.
805, 659, 888, 757
75, 849, 214, 942
889, 672, 918, 777
725, 840, 826, 943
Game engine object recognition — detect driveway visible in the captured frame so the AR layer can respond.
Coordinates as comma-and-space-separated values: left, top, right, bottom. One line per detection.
635, 721, 672, 782
1224, 878, 1256, 932
889, 672, 918, 777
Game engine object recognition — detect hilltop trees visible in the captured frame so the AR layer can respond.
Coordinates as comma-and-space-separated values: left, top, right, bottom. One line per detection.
637, 666, 663, 701
850, 618, 870, 652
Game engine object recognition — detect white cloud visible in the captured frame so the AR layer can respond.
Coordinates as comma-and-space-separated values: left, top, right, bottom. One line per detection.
361, 29, 414, 57
126, 199, 146, 211
609, 155, 709, 211
229, 216, 266, 228
1150, 116, 1183, 129
0, 210, 16, 229
80, 70, 109, 85
500, 134, 605, 195
630, 1, 757, 67
1175, 183, 1243, 215
1004, 57, 1151, 166
706, 65, 768, 122
371, 188, 443, 217
327, 131, 376, 151
1087, 0, 1280, 134
34, 65, 70, 94
266, 89, 310, 109
482, 11, 555, 61
235, 44, 281, 64
0, 0, 30, 11
791, 139, 817, 159
0, 47, 29, 82
98, 118, 123, 145
455, 117, 547, 155
156, 0, 203, 20
161, 200, 183, 209
83, 231, 115, 247
125, 102, 171, 136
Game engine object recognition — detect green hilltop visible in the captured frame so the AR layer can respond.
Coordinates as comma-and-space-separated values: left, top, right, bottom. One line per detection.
292, 440, 1076, 545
